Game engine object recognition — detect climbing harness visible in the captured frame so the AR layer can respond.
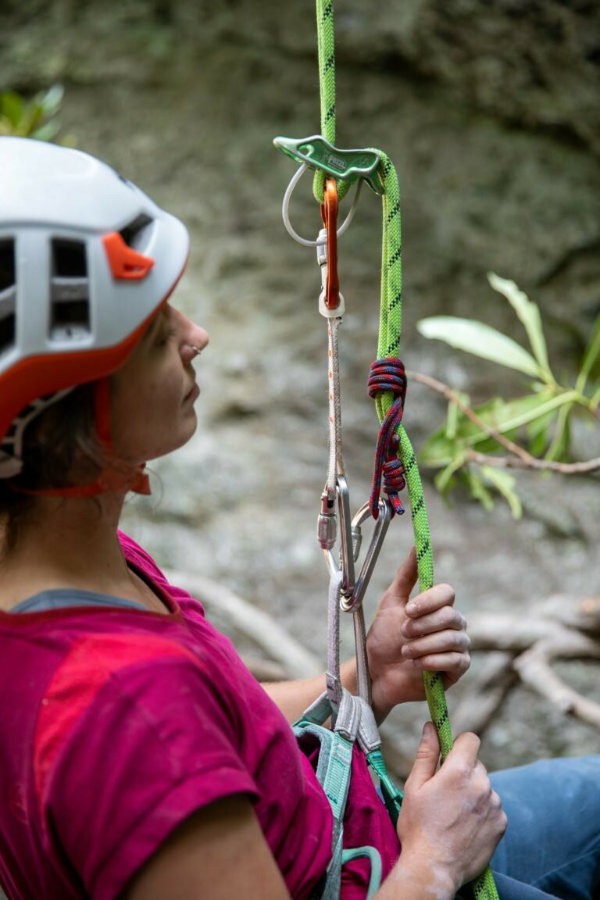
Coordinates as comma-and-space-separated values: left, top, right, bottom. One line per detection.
274, 3, 500, 899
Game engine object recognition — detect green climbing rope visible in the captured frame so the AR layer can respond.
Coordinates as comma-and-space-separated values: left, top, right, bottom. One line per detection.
313, 3, 500, 899
313, 0, 351, 205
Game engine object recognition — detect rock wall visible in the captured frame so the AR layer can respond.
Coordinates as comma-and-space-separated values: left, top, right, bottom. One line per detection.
1, 0, 598, 766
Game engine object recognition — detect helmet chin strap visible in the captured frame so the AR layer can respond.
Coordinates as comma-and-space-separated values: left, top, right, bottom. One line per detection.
7, 378, 151, 499
91, 377, 151, 497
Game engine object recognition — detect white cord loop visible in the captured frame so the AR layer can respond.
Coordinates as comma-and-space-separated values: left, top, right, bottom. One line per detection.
281, 163, 363, 248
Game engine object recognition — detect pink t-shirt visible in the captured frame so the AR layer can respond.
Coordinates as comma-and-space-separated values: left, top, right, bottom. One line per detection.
0, 533, 400, 899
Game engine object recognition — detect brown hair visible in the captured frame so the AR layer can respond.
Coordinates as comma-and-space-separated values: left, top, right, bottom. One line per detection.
0, 384, 108, 549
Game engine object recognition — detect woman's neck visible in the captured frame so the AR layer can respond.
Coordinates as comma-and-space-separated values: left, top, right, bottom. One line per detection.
0, 492, 148, 608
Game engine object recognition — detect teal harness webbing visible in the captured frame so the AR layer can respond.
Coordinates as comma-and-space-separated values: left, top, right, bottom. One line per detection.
292, 569, 402, 899
294, 693, 384, 900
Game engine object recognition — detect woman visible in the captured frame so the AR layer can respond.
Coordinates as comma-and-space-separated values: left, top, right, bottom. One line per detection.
0, 138, 597, 900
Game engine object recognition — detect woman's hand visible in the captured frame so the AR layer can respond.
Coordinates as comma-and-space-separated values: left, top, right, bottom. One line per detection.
389, 724, 507, 896
367, 547, 470, 722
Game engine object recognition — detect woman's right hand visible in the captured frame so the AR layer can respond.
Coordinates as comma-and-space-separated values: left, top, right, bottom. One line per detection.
393, 722, 507, 896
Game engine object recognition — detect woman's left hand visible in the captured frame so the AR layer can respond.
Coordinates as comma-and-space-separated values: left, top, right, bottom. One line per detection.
367, 547, 470, 722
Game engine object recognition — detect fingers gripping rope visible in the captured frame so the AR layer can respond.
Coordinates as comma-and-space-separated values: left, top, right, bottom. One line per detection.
367, 358, 407, 518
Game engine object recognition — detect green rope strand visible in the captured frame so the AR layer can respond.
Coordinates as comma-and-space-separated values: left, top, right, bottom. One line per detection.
374, 146, 499, 900
313, 0, 350, 204
371, 157, 452, 747
313, 3, 500, 898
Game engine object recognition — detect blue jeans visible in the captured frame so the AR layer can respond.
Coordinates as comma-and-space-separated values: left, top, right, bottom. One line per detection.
457, 756, 600, 899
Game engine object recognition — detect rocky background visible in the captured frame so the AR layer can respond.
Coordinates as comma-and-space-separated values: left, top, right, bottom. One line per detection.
1, 0, 599, 771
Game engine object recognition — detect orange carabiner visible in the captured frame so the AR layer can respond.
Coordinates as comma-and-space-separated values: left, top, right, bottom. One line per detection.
320, 179, 340, 310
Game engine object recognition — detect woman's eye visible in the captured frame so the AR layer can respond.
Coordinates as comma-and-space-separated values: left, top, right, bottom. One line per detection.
156, 328, 177, 347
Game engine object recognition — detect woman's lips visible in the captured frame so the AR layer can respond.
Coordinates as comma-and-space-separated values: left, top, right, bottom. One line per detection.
184, 382, 200, 403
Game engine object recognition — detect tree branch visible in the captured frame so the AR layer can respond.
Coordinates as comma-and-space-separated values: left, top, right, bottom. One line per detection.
164, 568, 600, 744
452, 652, 517, 737
409, 370, 535, 462
514, 635, 600, 729
164, 568, 322, 680
410, 370, 600, 474
465, 449, 600, 474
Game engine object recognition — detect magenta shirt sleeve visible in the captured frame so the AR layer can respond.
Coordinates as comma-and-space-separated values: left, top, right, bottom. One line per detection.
44, 654, 260, 900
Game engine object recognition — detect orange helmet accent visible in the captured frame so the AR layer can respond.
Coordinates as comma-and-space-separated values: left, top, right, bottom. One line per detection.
102, 232, 155, 280
8, 465, 151, 498
6, 376, 153, 498
0, 319, 149, 448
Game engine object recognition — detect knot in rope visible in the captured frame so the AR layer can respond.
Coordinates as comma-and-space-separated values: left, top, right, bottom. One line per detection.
368, 358, 407, 519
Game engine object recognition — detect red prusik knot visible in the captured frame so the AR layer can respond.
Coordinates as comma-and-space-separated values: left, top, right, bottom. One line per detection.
367, 358, 408, 519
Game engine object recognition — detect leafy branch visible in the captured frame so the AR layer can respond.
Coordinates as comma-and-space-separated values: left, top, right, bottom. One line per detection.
415, 274, 599, 518
0, 85, 66, 142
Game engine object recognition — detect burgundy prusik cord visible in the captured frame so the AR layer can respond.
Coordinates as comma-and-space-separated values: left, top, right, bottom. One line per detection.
367, 357, 408, 518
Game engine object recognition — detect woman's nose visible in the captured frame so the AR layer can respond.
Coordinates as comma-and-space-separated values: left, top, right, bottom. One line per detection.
190, 323, 209, 352
171, 306, 208, 345
180, 316, 209, 362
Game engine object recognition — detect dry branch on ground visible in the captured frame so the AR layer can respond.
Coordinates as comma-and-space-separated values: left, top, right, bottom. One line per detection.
166, 569, 600, 773
448, 594, 600, 733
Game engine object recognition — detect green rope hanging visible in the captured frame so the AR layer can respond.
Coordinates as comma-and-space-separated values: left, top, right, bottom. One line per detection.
313, 3, 500, 898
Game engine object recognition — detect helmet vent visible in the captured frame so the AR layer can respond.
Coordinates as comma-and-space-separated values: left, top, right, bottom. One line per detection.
0, 240, 16, 355
0, 312, 16, 356
120, 215, 153, 251
50, 239, 90, 341
0, 239, 15, 293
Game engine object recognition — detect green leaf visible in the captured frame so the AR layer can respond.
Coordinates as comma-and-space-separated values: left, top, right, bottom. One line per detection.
32, 120, 61, 142
527, 409, 556, 438
420, 432, 462, 468
461, 392, 578, 444
434, 469, 456, 495
480, 466, 523, 519
464, 470, 495, 511
545, 402, 572, 461
528, 428, 547, 458
0, 115, 13, 135
576, 315, 600, 394
445, 391, 469, 440
527, 409, 557, 457
487, 273, 552, 379
39, 84, 64, 117
0, 90, 24, 128
22, 100, 45, 136
417, 316, 545, 379
435, 453, 467, 492
446, 402, 458, 440
0, 86, 64, 141
419, 391, 569, 467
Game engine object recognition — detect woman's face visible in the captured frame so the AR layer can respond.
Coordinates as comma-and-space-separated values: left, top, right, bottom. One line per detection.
110, 303, 209, 464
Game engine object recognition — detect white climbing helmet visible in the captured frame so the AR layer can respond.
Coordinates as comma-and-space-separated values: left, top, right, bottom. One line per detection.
0, 136, 189, 473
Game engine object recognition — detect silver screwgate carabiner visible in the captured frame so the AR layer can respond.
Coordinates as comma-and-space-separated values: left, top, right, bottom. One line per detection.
318, 475, 356, 598
319, 486, 393, 613
336, 475, 355, 600
346, 498, 393, 706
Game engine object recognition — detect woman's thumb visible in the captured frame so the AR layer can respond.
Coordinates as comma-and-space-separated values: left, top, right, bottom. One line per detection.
406, 722, 440, 790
